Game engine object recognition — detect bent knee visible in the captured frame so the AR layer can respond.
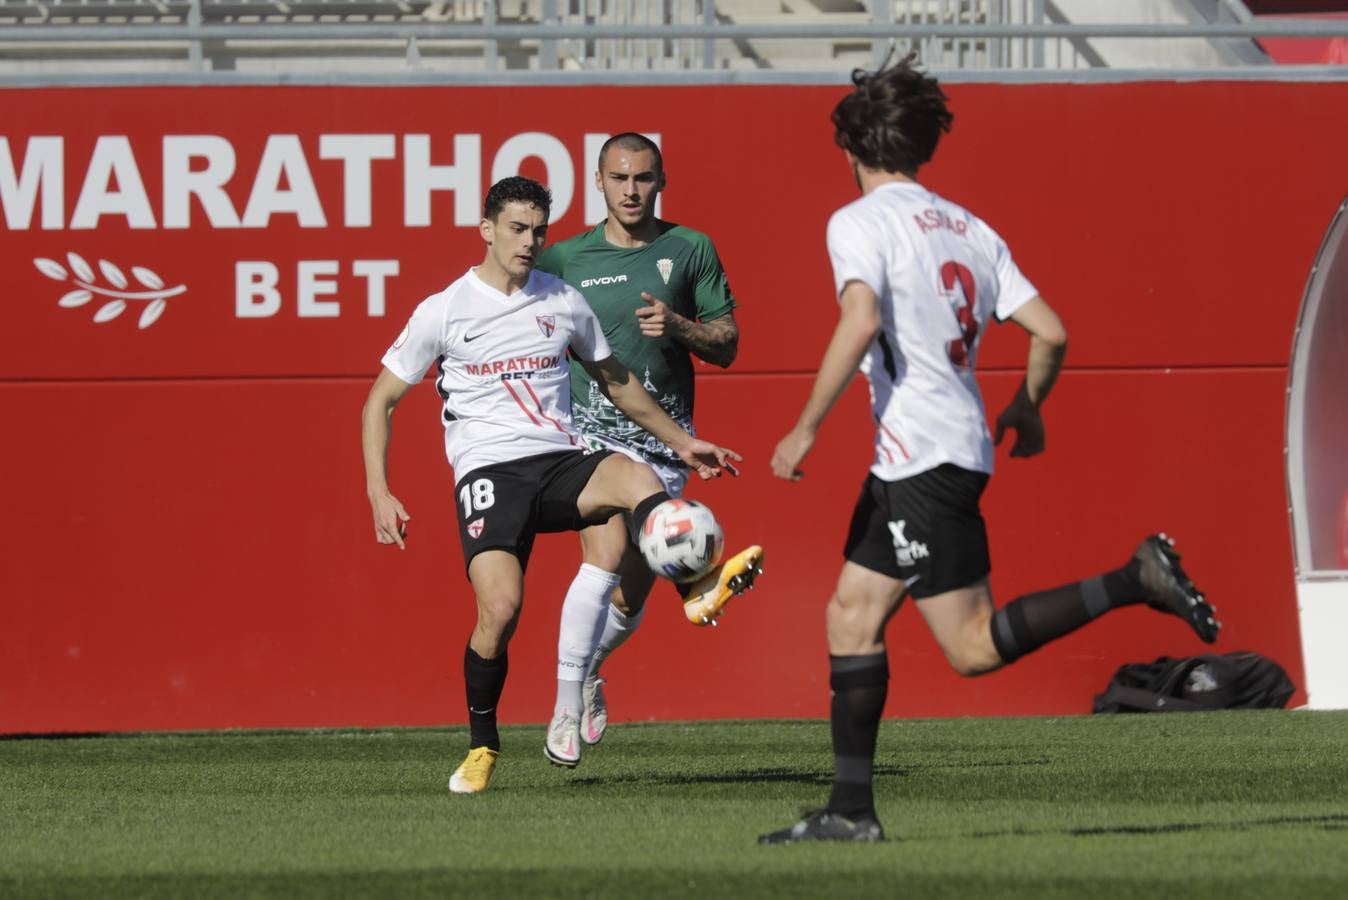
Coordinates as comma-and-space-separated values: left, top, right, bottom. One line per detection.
944, 648, 1003, 677
940, 630, 1004, 677
581, 456, 663, 519
938, 612, 1003, 677
608, 455, 662, 496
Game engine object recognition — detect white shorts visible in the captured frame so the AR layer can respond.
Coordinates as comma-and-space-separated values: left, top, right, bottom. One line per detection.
579, 432, 690, 498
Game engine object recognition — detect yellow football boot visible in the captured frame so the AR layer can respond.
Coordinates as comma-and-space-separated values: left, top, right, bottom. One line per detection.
683, 545, 765, 626
448, 746, 499, 794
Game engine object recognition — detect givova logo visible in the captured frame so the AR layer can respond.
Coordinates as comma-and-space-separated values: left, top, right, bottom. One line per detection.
580, 274, 628, 288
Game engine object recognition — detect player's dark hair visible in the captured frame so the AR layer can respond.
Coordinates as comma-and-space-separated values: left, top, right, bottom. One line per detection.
832, 53, 953, 176
483, 176, 552, 221
598, 132, 664, 176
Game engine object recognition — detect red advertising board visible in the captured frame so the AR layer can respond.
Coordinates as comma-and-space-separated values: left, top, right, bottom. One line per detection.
2, 82, 1342, 732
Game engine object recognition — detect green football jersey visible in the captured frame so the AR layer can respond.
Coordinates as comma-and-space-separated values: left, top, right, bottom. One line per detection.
537, 220, 736, 468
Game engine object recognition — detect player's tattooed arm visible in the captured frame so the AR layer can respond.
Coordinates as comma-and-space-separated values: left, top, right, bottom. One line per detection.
634, 292, 739, 367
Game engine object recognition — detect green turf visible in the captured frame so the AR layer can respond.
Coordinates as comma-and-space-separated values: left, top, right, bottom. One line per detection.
3, 712, 1347, 899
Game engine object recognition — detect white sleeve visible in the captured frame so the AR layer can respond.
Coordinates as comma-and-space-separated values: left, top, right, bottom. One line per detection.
380, 296, 445, 385
566, 290, 613, 362
826, 207, 888, 300
990, 234, 1039, 323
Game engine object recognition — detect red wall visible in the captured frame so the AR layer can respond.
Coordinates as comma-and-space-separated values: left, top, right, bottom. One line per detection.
2, 82, 1341, 732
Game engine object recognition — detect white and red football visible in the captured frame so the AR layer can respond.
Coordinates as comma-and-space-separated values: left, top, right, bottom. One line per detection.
638, 499, 725, 583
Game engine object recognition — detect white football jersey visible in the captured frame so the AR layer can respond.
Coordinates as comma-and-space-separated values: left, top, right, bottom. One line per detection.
826, 181, 1038, 481
381, 267, 612, 480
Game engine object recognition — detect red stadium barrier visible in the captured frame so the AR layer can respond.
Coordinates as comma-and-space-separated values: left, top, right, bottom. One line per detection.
1341, 493, 1348, 569
2, 81, 1339, 732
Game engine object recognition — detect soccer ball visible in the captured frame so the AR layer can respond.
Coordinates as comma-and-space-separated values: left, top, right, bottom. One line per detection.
638, 499, 725, 583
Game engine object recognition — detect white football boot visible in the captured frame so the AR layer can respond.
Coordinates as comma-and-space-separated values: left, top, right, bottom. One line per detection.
580, 675, 607, 746
544, 709, 582, 768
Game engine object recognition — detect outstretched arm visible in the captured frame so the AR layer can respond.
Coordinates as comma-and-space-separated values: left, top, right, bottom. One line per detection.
634, 293, 739, 368
578, 354, 741, 479
993, 295, 1068, 458
361, 366, 415, 549
771, 280, 881, 480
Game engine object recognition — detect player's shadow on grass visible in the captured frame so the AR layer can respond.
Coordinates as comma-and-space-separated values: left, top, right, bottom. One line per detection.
572, 763, 910, 787
0, 732, 110, 741
957, 812, 1348, 841
571, 757, 1050, 788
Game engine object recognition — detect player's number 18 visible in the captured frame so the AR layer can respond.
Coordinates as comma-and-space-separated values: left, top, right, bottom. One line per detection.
459, 479, 496, 517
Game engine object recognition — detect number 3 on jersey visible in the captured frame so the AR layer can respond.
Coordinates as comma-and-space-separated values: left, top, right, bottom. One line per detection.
940, 260, 979, 368
459, 478, 496, 517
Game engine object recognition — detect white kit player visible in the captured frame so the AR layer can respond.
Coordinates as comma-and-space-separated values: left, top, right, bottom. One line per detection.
760, 57, 1219, 845
361, 176, 741, 796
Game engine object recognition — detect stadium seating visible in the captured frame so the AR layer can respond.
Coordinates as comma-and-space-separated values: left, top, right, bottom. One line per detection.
0, 0, 1306, 76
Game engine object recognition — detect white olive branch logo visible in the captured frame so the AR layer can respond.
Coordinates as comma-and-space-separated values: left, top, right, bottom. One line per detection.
35, 252, 187, 329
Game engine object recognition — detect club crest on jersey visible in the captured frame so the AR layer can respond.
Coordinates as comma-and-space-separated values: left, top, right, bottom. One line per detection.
467, 517, 485, 539
536, 314, 556, 338
656, 258, 674, 285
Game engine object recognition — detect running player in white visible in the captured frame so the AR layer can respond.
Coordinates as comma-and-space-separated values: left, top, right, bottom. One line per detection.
537, 133, 763, 768
759, 57, 1219, 844
361, 176, 740, 795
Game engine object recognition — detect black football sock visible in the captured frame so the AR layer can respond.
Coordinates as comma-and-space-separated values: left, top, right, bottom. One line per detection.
826, 652, 889, 818
464, 645, 508, 752
625, 491, 671, 547
989, 560, 1147, 664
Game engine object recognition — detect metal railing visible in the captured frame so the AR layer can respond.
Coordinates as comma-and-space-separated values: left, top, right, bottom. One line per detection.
552, 0, 717, 71
3, 0, 1348, 82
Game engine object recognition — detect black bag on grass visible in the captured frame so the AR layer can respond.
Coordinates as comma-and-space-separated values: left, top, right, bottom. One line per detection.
1092, 651, 1294, 713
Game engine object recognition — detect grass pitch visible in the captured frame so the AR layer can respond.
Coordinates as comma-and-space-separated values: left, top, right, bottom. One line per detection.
3, 712, 1347, 899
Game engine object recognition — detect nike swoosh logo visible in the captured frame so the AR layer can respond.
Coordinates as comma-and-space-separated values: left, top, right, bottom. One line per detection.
468, 706, 496, 715
464, 331, 489, 342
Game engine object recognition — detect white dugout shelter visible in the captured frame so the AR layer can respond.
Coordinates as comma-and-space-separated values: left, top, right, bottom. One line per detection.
1288, 195, 1348, 710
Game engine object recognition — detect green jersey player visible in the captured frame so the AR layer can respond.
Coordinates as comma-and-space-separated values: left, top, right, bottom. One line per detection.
540, 213, 735, 470
536, 133, 764, 768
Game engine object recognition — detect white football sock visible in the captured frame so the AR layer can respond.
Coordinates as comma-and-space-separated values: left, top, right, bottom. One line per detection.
555, 564, 620, 718
588, 602, 646, 679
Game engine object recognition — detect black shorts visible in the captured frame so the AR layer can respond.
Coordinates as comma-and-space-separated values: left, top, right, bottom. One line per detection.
454, 448, 615, 573
842, 463, 991, 598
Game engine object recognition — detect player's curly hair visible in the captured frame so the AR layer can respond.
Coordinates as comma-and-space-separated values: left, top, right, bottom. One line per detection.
831, 53, 953, 176
483, 176, 552, 221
